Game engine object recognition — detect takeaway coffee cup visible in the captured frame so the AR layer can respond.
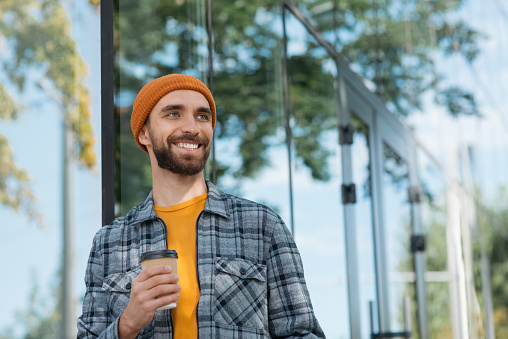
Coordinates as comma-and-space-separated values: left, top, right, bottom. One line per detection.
140, 249, 178, 310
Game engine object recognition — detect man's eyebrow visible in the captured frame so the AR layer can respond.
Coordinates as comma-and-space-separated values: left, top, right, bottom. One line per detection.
197, 107, 212, 115
160, 104, 184, 113
159, 104, 211, 115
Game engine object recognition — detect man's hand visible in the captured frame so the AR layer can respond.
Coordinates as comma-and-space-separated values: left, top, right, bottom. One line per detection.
118, 265, 180, 339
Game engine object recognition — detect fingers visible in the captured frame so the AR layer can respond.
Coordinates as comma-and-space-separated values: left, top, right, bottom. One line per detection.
136, 265, 174, 282
139, 279, 181, 301
152, 291, 181, 309
131, 265, 180, 301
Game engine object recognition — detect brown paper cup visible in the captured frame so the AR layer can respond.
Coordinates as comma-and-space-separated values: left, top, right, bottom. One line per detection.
140, 250, 178, 310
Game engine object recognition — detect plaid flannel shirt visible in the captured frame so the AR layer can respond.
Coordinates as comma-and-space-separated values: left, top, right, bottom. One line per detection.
77, 180, 325, 338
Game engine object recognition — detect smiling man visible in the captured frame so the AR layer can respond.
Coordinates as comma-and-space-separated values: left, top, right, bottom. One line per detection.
77, 74, 324, 339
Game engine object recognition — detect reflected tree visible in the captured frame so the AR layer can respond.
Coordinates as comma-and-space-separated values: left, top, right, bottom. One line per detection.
288, 53, 337, 181
306, 0, 482, 118
111, 0, 484, 211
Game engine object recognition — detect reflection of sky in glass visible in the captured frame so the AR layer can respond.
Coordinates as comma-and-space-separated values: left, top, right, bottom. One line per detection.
291, 138, 348, 339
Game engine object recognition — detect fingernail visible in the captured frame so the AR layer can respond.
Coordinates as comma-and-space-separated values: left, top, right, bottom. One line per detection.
165, 266, 171, 272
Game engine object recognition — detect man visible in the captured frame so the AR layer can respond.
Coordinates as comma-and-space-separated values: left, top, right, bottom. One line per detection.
77, 74, 325, 338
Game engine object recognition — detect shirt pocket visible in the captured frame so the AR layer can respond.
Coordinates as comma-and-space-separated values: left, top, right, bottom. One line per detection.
215, 257, 268, 330
101, 269, 154, 336
102, 270, 138, 318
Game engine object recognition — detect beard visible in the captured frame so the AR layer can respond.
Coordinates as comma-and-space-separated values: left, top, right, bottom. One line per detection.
149, 130, 210, 176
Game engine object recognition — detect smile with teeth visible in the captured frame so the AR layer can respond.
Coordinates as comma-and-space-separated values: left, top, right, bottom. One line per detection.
175, 142, 199, 150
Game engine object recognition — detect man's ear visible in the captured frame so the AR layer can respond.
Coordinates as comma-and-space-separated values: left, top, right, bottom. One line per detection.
138, 125, 151, 147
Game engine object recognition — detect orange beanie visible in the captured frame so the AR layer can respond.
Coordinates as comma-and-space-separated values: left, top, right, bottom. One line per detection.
131, 74, 216, 153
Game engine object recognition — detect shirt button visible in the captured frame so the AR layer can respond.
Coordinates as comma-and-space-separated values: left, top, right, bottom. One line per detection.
239, 268, 247, 276
126, 282, 132, 289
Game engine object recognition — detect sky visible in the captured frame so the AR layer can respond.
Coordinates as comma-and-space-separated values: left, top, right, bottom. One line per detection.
0, 0, 507, 339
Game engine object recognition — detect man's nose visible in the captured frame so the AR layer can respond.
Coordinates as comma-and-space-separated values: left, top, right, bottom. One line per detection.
179, 113, 199, 134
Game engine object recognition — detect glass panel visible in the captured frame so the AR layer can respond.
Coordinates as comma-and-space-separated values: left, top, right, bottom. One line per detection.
0, 0, 101, 337
382, 142, 417, 336
211, 0, 288, 214
351, 114, 377, 338
115, 0, 209, 215
285, 11, 348, 339
416, 148, 452, 337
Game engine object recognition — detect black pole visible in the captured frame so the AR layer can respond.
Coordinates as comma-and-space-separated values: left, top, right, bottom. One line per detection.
281, 2, 295, 235
101, 0, 115, 226
207, 0, 217, 185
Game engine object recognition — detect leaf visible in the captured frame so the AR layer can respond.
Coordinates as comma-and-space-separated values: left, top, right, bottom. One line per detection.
0, 134, 46, 228
441, 86, 480, 117
0, 84, 21, 121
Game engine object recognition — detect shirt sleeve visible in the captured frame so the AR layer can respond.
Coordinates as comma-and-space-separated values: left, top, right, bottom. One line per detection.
77, 231, 121, 339
266, 216, 326, 338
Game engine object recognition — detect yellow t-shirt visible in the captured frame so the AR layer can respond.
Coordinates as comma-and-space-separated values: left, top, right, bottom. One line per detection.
154, 193, 207, 339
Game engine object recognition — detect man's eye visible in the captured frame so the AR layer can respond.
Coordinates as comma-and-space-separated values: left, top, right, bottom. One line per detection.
197, 114, 209, 120
167, 112, 178, 117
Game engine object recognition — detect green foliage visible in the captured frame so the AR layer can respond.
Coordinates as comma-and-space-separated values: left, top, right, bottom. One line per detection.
441, 86, 479, 117
288, 54, 337, 181
0, 135, 45, 227
0, 84, 19, 120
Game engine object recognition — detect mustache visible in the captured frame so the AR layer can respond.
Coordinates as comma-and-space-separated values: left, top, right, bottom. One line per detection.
166, 133, 209, 147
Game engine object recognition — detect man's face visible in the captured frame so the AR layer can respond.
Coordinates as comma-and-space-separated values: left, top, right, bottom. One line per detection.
142, 90, 213, 176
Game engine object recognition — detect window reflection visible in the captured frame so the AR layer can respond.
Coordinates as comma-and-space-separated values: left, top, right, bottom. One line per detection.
212, 0, 286, 204
285, 11, 348, 339
382, 142, 417, 336
351, 114, 377, 338
114, 0, 209, 215
417, 148, 451, 337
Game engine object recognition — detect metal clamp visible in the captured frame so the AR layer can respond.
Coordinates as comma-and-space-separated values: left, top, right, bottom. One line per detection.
411, 234, 426, 253
408, 186, 423, 204
341, 183, 356, 204
339, 124, 354, 145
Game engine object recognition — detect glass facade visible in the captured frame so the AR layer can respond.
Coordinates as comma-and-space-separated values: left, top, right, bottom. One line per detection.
417, 148, 451, 337
2, 0, 508, 338
114, 0, 210, 216
285, 11, 349, 338
350, 115, 377, 338
381, 142, 415, 335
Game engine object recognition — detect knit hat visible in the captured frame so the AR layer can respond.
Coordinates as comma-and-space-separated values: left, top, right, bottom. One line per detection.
131, 74, 216, 153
